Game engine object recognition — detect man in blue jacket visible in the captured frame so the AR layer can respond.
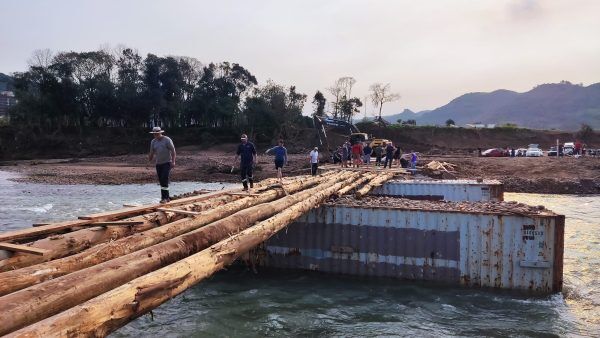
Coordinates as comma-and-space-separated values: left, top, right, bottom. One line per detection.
265, 139, 288, 183
234, 134, 257, 191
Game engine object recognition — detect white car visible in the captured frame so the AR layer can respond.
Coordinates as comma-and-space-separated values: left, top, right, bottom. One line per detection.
526, 144, 543, 157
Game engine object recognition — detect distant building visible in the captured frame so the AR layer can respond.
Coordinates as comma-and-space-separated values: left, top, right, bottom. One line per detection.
465, 123, 495, 129
0, 91, 17, 119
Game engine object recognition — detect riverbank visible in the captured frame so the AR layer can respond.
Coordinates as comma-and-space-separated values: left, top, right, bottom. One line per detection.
1, 148, 598, 194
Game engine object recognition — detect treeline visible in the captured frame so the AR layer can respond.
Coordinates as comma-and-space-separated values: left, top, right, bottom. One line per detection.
10, 48, 310, 142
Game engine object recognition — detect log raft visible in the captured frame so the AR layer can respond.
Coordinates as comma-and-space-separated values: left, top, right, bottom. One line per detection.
0, 170, 395, 337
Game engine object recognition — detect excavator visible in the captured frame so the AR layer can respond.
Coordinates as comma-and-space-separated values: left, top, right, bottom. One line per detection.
312, 115, 369, 162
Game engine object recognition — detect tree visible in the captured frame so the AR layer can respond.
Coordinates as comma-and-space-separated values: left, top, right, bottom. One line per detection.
369, 83, 400, 122
242, 81, 306, 141
27, 49, 54, 68
326, 76, 356, 119
338, 96, 362, 123
312, 90, 326, 116
575, 123, 594, 143
326, 79, 343, 119
445, 119, 455, 126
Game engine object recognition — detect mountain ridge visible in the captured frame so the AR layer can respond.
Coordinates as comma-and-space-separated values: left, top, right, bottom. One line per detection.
382, 81, 600, 130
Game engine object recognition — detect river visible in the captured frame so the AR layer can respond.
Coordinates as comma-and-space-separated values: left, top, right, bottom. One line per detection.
0, 172, 597, 337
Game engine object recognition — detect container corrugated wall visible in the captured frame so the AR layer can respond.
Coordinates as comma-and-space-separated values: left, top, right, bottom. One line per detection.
371, 179, 504, 201
258, 205, 563, 294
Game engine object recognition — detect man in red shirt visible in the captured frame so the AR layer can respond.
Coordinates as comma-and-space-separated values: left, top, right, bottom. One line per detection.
351, 141, 364, 168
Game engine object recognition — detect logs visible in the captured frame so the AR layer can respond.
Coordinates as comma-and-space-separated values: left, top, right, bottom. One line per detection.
0, 173, 334, 296
6, 171, 369, 337
355, 172, 396, 198
0, 194, 238, 272
335, 172, 377, 196
0, 172, 356, 335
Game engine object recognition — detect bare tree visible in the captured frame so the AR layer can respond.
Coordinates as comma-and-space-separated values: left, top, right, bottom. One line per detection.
339, 76, 356, 99
326, 79, 343, 119
369, 83, 400, 122
27, 49, 54, 68
327, 76, 356, 119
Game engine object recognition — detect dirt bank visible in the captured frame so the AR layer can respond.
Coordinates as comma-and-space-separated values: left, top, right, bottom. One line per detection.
419, 155, 600, 194
1, 147, 598, 195
0, 145, 313, 185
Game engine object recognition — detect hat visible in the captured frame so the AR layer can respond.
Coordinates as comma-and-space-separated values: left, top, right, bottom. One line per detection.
240, 134, 248, 140
314, 147, 318, 150
149, 127, 164, 134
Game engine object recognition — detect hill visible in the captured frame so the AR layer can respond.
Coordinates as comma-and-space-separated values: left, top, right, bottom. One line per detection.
0, 73, 14, 91
383, 82, 600, 130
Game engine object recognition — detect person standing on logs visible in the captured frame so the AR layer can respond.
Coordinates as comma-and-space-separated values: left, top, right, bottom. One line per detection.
234, 134, 257, 191
383, 141, 395, 169
148, 126, 176, 203
309, 147, 319, 176
265, 139, 288, 183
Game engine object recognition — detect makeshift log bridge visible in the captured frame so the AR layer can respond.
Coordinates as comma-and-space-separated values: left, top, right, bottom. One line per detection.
0, 170, 395, 337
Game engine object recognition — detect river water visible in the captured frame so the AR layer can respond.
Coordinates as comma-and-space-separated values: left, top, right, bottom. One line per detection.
0, 171, 597, 337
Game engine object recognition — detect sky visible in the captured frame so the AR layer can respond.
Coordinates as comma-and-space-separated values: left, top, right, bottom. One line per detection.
1, 0, 599, 116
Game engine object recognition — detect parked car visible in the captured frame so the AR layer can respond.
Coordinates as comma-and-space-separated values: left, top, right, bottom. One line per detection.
482, 148, 507, 157
515, 148, 528, 157
563, 142, 575, 155
526, 144, 543, 157
547, 146, 563, 157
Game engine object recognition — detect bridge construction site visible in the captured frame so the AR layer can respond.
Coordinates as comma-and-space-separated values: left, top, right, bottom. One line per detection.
0, 169, 564, 337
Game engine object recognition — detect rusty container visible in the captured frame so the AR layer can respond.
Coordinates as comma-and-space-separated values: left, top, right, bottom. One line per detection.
258, 199, 563, 294
371, 179, 504, 201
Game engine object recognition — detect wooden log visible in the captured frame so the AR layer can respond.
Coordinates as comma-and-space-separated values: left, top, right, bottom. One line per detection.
0, 182, 270, 243
0, 195, 237, 272
355, 173, 396, 198
0, 172, 355, 335
226, 192, 262, 196
0, 219, 95, 243
92, 221, 145, 226
156, 208, 201, 216
0, 243, 48, 256
335, 173, 377, 196
5, 172, 361, 337
0, 172, 341, 297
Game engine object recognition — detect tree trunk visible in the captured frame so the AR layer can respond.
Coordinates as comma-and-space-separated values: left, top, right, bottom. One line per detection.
335, 172, 376, 196
0, 173, 334, 296
0, 195, 237, 272
0, 172, 356, 336
355, 173, 395, 198
5, 172, 388, 337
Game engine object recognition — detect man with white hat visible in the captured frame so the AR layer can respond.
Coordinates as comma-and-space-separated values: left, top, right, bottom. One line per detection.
234, 133, 257, 191
148, 126, 176, 203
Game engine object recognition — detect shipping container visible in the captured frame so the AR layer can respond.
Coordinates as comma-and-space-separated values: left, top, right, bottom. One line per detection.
256, 197, 563, 294
371, 179, 503, 201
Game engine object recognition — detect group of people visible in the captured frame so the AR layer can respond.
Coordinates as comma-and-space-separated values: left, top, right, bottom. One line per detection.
335, 140, 418, 170
147, 128, 321, 202
148, 127, 422, 202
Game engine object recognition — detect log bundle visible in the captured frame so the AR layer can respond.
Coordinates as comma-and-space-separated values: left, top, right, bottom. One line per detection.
0, 170, 395, 337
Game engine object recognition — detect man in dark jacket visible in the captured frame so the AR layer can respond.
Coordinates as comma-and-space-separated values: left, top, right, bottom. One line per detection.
234, 134, 257, 191
383, 142, 395, 169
